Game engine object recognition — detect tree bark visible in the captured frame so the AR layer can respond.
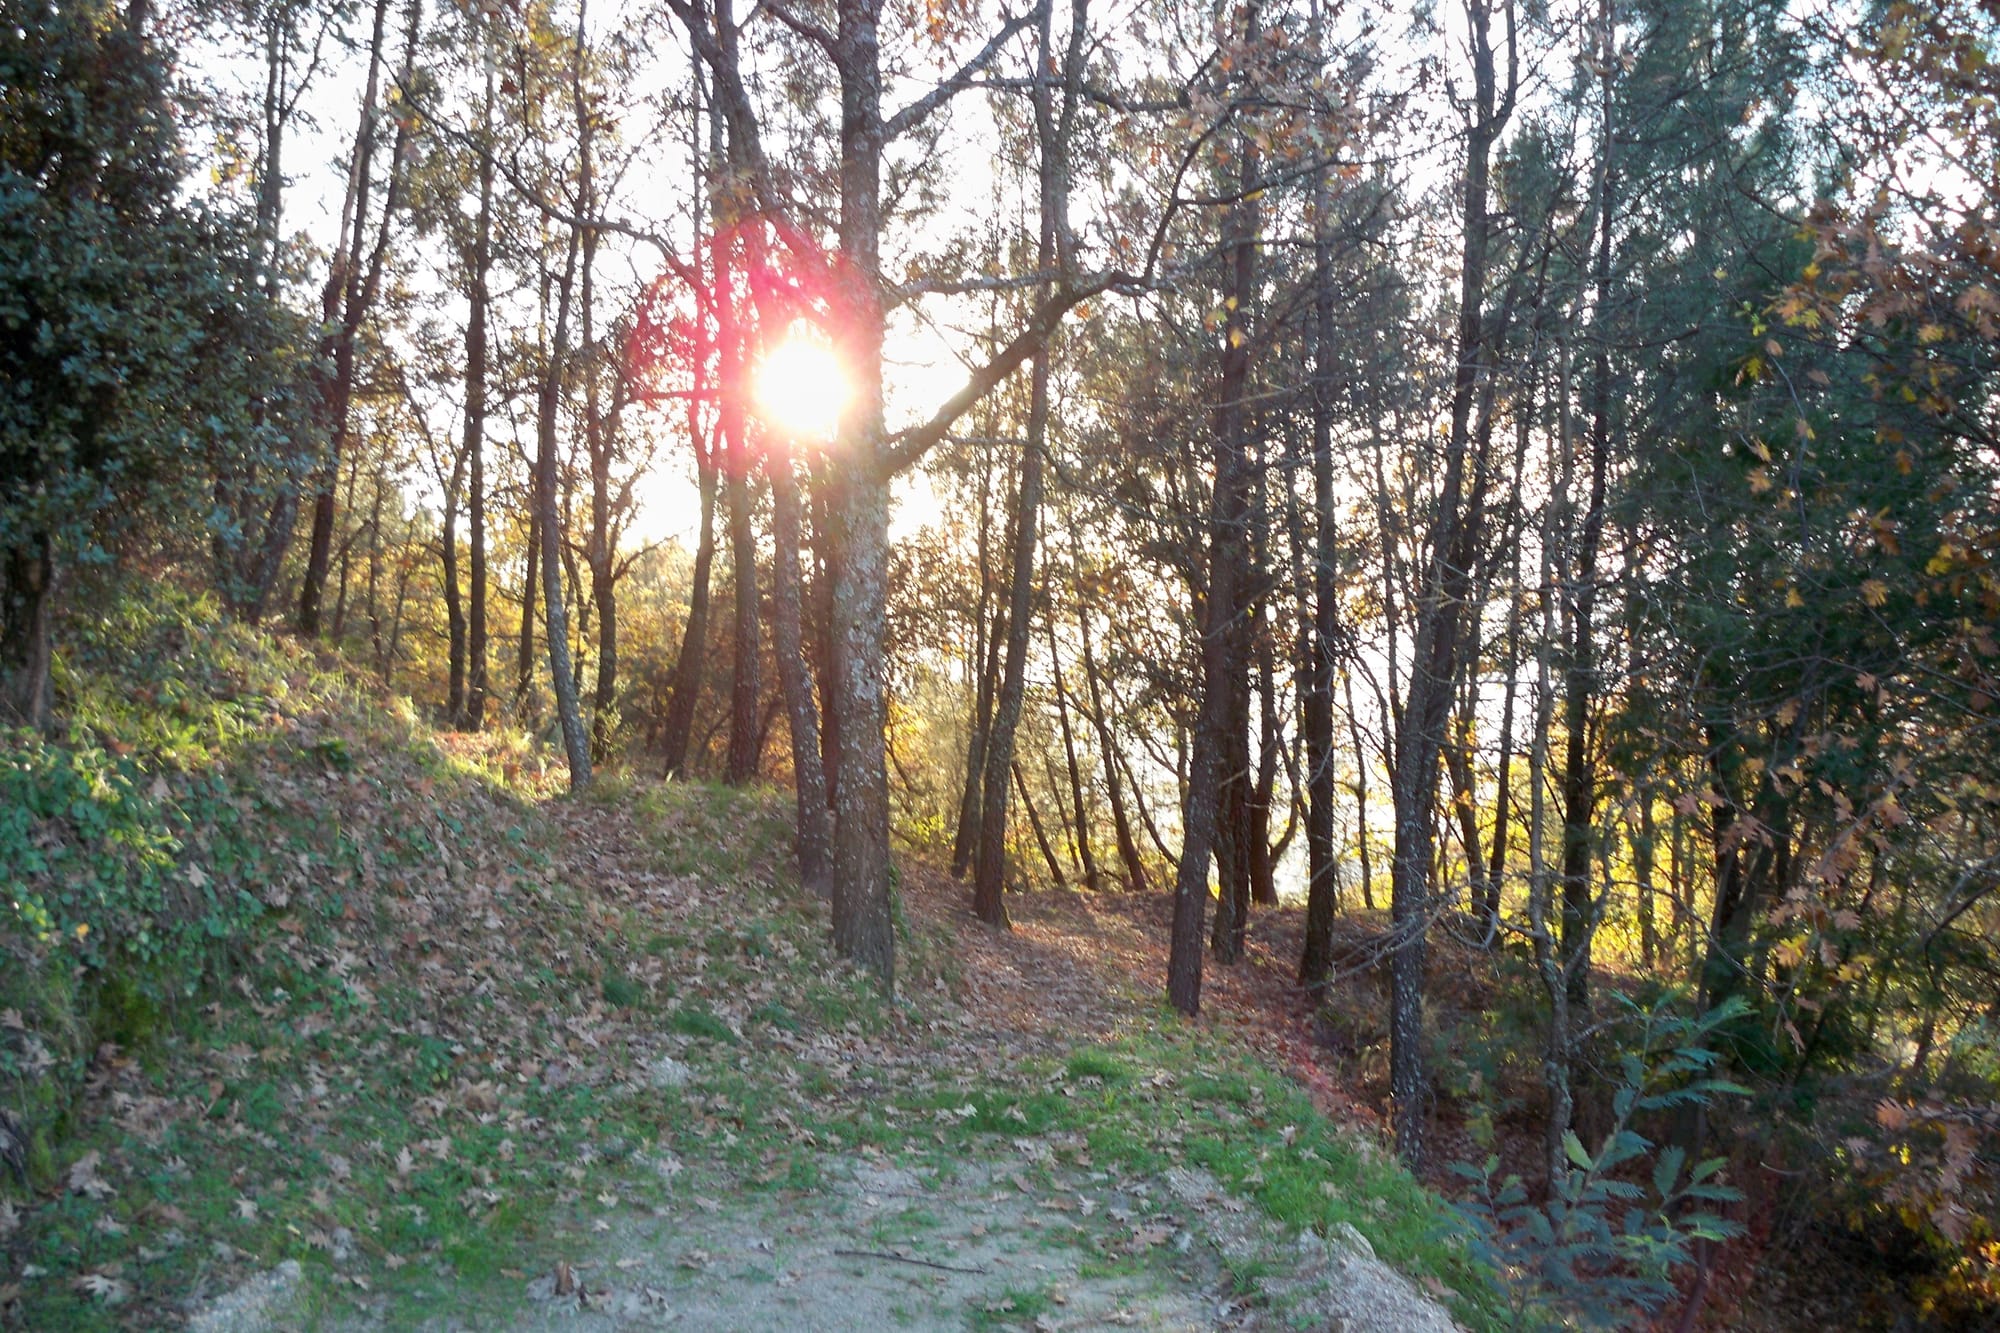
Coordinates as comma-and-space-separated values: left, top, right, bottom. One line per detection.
465, 34, 494, 732
1077, 593, 1148, 893
299, 0, 418, 637
536, 10, 595, 793
1014, 762, 1066, 890
770, 440, 833, 894
0, 536, 55, 731
1385, 0, 1515, 1168
720, 215, 763, 784
1048, 611, 1098, 890
972, 0, 1065, 929
824, 0, 898, 987
1558, 10, 1616, 1012
442, 444, 467, 724
1167, 73, 1260, 1016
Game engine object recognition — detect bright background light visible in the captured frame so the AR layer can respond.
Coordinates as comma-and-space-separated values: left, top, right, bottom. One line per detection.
755, 329, 851, 441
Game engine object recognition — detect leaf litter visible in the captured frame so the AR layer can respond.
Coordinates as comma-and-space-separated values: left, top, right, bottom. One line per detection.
6, 731, 1471, 1331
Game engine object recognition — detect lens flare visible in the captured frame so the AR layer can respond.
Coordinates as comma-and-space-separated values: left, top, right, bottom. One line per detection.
754, 329, 850, 440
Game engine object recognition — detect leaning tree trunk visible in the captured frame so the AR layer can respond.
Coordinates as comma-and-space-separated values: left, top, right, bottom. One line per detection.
536, 234, 591, 791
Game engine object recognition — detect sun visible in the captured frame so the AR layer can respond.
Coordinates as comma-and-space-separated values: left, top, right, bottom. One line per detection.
755, 326, 851, 441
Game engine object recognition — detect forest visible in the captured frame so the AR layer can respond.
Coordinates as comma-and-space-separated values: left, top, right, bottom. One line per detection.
2, 0, 1997, 1327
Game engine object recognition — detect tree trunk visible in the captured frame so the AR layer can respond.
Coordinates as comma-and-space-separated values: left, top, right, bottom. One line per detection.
972, 0, 1063, 929
1559, 0, 1616, 1013
824, 0, 897, 988
770, 440, 833, 894
1211, 669, 1253, 963
1250, 617, 1280, 908
1345, 666, 1375, 912
1077, 595, 1147, 893
466, 36, 494, 732
720, 227, 763, 784
442, 445, 467, 724
299, 0, 417, 637
1048, 612, 1098, 890
950, 441, 1001, 875
952, 588, 1004, 876
1385, 0, 1514, 1168
537, 22, 593, 792
513, 490, 536, 703
0, 536, 55, 731
661, 427, 719, 774
1167, 85, 1260, 1016
1014, 762, 1066, 890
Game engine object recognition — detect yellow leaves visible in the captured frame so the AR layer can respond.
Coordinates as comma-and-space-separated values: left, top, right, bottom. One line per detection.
1749, 467, 1774, 495
1918, 322, 1949, 344
1861, 578, 1890, 607
1928, 543, 1956, 575
1228, 327, 1246, 349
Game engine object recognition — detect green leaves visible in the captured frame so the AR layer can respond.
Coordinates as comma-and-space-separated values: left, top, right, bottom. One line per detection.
1450, 990, 1751, 1330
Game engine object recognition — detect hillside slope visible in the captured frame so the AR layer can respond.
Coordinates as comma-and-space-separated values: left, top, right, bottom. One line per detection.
1, 604, 1489, 1330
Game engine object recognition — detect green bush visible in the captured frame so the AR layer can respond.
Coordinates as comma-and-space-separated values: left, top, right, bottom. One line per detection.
1450, 995, 1749, 1330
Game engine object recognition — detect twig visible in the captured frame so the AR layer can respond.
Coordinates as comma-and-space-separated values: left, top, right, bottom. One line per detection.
831, 1249, 988, 1275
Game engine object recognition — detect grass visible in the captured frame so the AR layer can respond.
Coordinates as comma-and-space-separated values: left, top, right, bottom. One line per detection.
4, 592, 1501, 1331
889, 1029, 1495, 1326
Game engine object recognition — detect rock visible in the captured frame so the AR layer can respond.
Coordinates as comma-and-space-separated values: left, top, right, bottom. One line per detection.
186, 1259, 304, 1333
1330, 1221, 1376, 1262
330, 1226, 357, 1265
644, 1054, 694, 1089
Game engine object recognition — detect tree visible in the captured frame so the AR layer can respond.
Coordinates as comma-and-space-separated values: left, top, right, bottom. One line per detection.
0, 0, 310, 725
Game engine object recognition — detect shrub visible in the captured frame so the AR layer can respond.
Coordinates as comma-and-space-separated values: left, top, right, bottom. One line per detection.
1452, 995, 1750, 1330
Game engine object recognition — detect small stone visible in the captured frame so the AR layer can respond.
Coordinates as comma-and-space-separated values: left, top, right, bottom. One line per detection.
645, 1054, 694, 1089
1331, 1222, 1376, 1262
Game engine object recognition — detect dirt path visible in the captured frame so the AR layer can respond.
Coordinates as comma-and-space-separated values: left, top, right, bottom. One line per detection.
183, 786, 1467, 1332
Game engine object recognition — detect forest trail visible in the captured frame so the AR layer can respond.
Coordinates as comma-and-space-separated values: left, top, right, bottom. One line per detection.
186, 779, 1468, 1332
